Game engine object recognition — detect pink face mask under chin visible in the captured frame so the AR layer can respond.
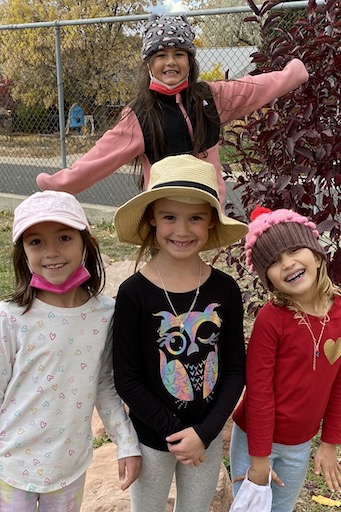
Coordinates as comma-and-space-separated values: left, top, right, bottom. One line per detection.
149, 76, 189, 95
30, 264, 91, 294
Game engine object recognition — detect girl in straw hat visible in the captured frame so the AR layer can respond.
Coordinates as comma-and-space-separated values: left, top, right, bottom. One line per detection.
112, 154, 247, 512
230, 206, 341, 512
36, 13, 308, 204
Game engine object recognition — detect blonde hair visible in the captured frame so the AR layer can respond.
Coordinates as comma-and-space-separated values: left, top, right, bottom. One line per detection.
271, 255, 340, 316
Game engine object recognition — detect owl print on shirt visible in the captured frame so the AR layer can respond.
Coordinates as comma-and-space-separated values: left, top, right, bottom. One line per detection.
154, 303, 221, 405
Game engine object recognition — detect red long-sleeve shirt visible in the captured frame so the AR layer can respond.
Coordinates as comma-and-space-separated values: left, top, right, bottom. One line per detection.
233, 296, 341, 456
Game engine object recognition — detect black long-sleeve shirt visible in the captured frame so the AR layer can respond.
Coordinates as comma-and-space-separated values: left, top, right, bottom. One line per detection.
113, 267, 245, 451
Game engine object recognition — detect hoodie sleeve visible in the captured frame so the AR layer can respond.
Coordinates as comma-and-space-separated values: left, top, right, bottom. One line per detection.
36, 107, 145, 194
210, 58, 309, 125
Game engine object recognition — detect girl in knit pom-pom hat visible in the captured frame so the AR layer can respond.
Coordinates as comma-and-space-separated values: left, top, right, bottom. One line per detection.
36, 13, 309, 205
230, 205, 341, 512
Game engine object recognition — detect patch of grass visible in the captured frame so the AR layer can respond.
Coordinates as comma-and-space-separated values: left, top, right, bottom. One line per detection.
93, 434, 112, 449
0, 211, 15, 298
219, 145, 238, 164
0, 133, 97, 158
222, 455, 230, 474
294, 434, 341, 511
91, 222, 137, 262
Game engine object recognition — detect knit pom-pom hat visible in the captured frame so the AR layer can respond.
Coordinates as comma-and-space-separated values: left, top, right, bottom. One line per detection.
141, 14, 196, 60
245, 205, 326, 289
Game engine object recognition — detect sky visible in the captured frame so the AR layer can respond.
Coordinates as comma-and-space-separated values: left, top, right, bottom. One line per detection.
153, 0, 188, 14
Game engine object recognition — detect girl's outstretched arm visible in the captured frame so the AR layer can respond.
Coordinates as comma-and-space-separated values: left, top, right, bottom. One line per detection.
314, 441, 341, 492
36, 108, 145, 194
211, 58, 309, 124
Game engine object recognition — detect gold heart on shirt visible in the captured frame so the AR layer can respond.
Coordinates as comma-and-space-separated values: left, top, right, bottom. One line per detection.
324, 338, 341, 365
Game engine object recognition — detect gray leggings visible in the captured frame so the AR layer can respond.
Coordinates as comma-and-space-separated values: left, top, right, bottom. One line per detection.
130, 434, 222, 512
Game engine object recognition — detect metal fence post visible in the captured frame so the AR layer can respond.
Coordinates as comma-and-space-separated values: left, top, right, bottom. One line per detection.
54, 21, 66, 169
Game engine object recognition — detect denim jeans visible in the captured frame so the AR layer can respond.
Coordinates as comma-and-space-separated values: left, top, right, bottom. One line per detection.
230, 424, 311, 512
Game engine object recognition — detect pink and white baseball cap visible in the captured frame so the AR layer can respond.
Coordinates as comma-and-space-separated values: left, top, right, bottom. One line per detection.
13, 190, 90, 243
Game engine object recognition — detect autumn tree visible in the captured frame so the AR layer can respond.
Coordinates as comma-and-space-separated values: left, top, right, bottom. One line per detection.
186, 0, 263, 47
200, 63, 224, 81
0, 0, 153, 114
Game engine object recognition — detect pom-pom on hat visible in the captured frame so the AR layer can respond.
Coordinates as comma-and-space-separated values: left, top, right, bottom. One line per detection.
245, 205, 326, 289
141, 13, 196, 60
114, 154, 248, 251
13, 190, 90, 244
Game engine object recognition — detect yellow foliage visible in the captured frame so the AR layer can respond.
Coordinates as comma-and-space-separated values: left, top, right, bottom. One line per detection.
200, 63, 224, 81
0, 0, 149, 107
312, 495, 341, 506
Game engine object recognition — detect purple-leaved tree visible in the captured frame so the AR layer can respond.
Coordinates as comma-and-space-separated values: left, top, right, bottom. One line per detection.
221, 0, 341, 315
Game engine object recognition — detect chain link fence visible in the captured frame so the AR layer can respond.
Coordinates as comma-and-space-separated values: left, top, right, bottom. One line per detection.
0, 3, 308, 208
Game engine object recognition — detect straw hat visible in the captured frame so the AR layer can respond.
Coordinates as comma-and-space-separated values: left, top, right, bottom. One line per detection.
114, 155, 248, 251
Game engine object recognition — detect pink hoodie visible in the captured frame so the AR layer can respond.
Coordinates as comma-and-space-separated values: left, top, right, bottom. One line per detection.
36, 59, 309, 203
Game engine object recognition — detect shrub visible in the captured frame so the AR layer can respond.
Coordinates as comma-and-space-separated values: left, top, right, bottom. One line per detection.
222, 0, 341, 314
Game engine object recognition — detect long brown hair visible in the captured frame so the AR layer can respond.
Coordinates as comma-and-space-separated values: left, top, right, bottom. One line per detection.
129, 53, 220, 169
8, 230, 105, 312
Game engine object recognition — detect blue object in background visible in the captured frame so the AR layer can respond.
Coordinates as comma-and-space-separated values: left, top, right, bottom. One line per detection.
69, 103, 85, 135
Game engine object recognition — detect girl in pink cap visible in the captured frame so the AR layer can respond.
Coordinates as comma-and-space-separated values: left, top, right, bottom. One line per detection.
230, 205, 341, 512
0, 191, 141, 512
36, 13, 309, 204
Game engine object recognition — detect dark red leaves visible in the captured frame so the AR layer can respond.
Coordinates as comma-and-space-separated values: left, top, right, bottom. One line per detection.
219, 0, 341, 308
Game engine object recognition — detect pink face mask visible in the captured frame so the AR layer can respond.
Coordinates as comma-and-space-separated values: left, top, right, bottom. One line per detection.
149, 76, 189, 96
30, 264, 91, 295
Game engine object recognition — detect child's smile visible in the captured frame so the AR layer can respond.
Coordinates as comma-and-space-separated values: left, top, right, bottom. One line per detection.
150, 198, 215, 260
150, 48, 189, 86
267, 247, 322, 305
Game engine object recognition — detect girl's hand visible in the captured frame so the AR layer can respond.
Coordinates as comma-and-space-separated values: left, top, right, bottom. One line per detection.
118, 455, 142, 491
233, 456, 284, 487
166, 427, 205, 467
314, 442, 341, 492
248, 466, 284, 487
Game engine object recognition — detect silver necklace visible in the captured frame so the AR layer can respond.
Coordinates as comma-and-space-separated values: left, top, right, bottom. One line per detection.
294, 312, 330, 371
154, 262, 202, 333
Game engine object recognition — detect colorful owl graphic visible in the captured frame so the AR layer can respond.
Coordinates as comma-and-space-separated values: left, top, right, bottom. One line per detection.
154, 303, 221, 404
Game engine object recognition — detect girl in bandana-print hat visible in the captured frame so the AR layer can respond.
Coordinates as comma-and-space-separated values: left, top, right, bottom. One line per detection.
230, 205, 341, 512
37, 14, 309, 206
